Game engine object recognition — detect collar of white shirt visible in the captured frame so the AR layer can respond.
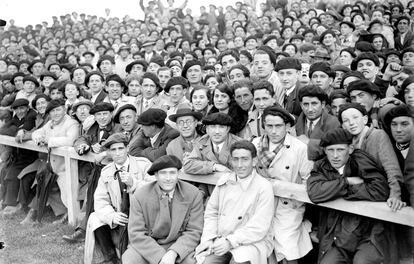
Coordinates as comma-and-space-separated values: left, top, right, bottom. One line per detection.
150, 130, 162, 147
213, 141, 225, 153
307, 116, 321, 129
115, 156, 130, 171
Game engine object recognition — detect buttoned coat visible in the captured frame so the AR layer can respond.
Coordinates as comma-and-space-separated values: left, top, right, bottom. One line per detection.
183, 133, 242, 175
84, 156, 152, 264
122, 180, 204, 264
196, 170, 275, 264
253, 134, 313, 261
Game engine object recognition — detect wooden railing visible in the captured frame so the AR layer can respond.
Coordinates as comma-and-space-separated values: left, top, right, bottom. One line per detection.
1, 134, 413, 227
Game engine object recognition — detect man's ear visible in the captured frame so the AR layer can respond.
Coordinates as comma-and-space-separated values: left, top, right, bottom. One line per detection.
348, 144, 354, 155
252, 157, 258, 167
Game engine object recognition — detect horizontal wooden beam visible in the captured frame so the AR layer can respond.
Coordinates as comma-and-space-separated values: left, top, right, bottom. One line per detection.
1, 135, 413, 227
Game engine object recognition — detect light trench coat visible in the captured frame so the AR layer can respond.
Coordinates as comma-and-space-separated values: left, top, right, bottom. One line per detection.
196, 170, 275, 264
84, 156, 153, 264
252, 134, 314, 261
31, 115, 80, 208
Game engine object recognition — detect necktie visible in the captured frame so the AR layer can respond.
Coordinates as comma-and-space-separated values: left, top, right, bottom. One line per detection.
256, 116, 262, 137
307, 121, 313, 137
283, 93, 289, 108
144, 100, 149, 110
215, 144, 220, 154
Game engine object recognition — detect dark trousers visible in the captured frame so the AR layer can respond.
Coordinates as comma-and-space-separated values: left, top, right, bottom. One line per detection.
320, 242, 383, 264
18, 171, 36, 207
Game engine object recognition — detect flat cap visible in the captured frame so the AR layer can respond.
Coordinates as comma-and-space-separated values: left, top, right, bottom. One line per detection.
31, 94, 50, 109
262, 106, 295, 126
113, 104, 137, 123
275, 57, 302, 72
71, 99, 93, 113
137, 108, 167, 126
11, 98, 29, 109
384, 105, 413, 127
147, 155, 182, 175
169, 107, 203, 122
337, 103, 368, 123
310, 62, 335, 78
90, 102, 114, 115
320, 128, 353, 147
202, 112, 233, 126
23, 75, 40, 87
164, 76, 189, 93
102, 133, 129, 149
346, 79, 381, 97
45, 99, 65, 114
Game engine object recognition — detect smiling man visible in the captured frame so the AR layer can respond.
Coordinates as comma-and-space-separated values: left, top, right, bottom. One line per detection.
136, 72, 166, 115
123, 155, 204, 264
164, 76, 192, 128
195, 140, 274, 264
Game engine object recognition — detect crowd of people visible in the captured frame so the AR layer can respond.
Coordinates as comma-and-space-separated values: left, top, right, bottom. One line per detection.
1, 0, 414, 263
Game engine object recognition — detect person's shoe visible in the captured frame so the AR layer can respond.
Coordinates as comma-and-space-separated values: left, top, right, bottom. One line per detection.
52, 212, 68, 225
62, 229, 85, 243
20, 209, 37, 225
2, 204, 22, 216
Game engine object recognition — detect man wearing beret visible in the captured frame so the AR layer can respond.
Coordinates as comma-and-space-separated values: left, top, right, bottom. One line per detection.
296, 85, 340, 160
135, 72, 166, 115
166, 107, 203, 160
85, 71, 108, 105
24, 99, 80, 223
275, 57, 303, 117
103, 73, 135, 112
129, 108, 179, 162
251, 106, 313, 263
183, 113, 241, 175
182, 61, 203, 96
84, 133, 152, 264
114, 104, 140, 143
195, 140, 274, 264
122, 155, 204, 264
97, 55, 115, 79
307, 128, 398, 264
125, 60, 148, 77
0, 99, 37, 216
15, 76, 39, 104
309, 62, 335, 96
164, 76, 192, 127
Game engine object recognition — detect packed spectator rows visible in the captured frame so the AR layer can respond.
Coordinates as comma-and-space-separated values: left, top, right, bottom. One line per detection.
1, 0, 414, 263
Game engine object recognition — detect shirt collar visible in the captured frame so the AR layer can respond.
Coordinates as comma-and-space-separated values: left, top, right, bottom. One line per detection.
115, 156, 130, 171
150, 130, 162, 146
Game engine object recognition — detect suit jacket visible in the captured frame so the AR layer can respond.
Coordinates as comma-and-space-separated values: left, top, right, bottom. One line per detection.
125, 180, 204, 264
394, 30, 414, 51
284, 85, 302, 117
295, 110, 340, 160
183, 133, 241, 175
92, 90, 108, 105
166, 135, 200, 160
135, 94, 166, 116
128, 124, 179, 162
74, 122, 118, 153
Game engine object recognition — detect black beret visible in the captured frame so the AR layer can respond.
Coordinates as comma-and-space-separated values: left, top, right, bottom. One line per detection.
351, 52, 380, 71
45, 99, 65, 114
346, 79, 381, 97
102, 133, 129, 149
10, 72, 25, 85
166, 58, 182, 68
164, 76, 189, 93
82, 51, 95, 57
31, 94, 51, 109
309, 62, 335, 78
340, 47, 356, 58
27, 59, 44, 74
125, 60, 148, 73
256, 46, 277, 66
329, 89, 349, 102
263, 35, 278, 45
385, 49, 400, 58
61, 63, 75, 72
142, 72, 162, 93
96, 55, 115, 69
137, 108, 167, 126
147, 155, 182, 175
320, 128, 353, 147
339, 21, 356, 31
354, 41, 375, 53
169, 107, 203, 122
394, 15, 410, 28
149, 56, 165, 67
71, 99, 93, 113
337, 103, 368, 123
40, 71, 58, 81
384, 105, 413, 127
90, 102, 115, 115
298, 85, 329, 103
23, 75, 40, 87
400, 47, 414, 60
182, 60, 202, 78
106, 74, 126, 88
262, 106, 295, 126
319, 29, 336, 42
331, 65, 350, 73
244, 35, 257, 45
11, 98, 29, 109
202, 112, 233, 126
85, 71, 104, 85
1, 74, 12, 81
113, 104, 137, 123
275, 57, 302, 72
165, 42, 176, 49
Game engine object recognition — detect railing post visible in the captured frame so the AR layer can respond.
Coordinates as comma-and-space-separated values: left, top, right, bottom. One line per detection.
64, 147, 80, 226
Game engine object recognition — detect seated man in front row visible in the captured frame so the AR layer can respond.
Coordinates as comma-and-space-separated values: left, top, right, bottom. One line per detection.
84, 133, 153, 264
195, 140, 275, 264
307, 128, 398, 264
122, 155, 204, 264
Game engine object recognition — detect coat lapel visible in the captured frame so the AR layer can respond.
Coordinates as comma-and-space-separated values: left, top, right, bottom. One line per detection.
103, 164, 122, 211
165, 182, 190, 241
